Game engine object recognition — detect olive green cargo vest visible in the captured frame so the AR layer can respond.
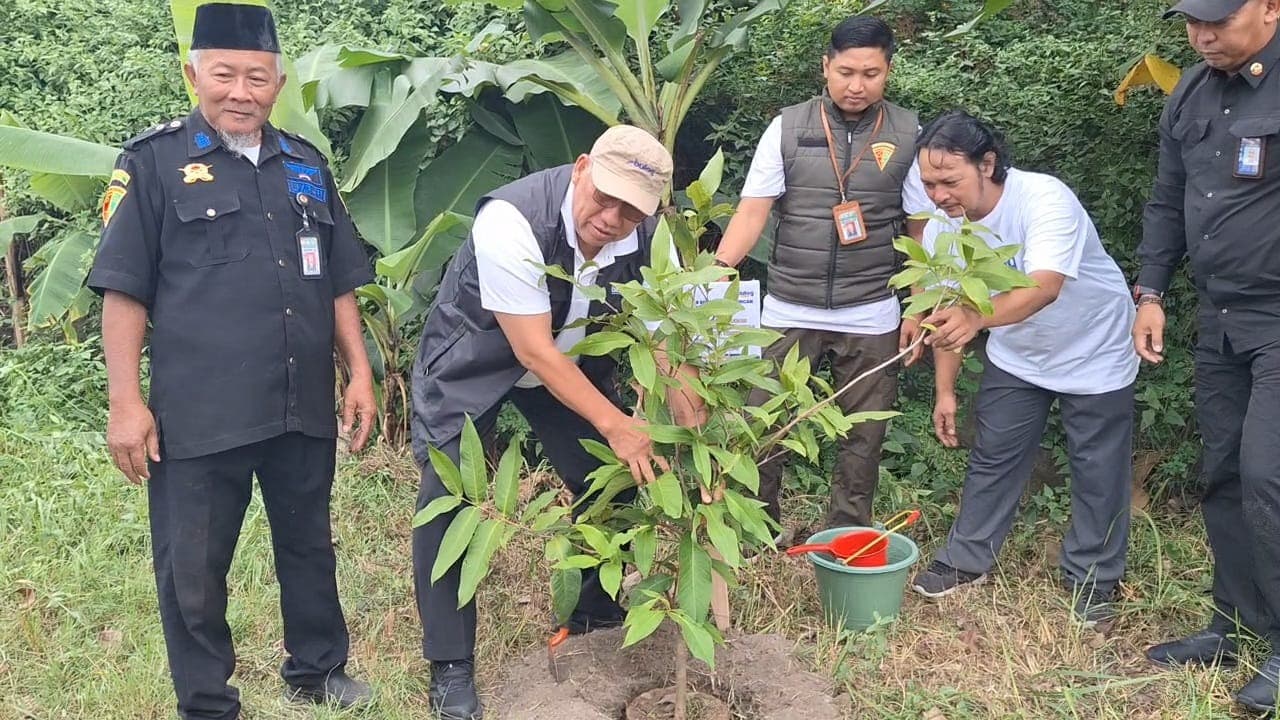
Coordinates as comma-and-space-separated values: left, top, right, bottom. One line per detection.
771, 94, 918, 309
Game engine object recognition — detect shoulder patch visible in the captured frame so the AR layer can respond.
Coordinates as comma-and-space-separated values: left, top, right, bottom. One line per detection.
123, 119, 184, 151
277, 128, 320, 156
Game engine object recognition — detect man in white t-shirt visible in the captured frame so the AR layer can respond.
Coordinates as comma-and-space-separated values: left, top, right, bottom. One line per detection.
904, 111, 1138, 628
714, 16, 932, 533
410, 126, 703, 720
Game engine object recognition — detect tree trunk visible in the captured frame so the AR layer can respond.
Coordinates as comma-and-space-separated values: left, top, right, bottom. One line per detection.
673, 630, 688, 720
0, 181, 26, 348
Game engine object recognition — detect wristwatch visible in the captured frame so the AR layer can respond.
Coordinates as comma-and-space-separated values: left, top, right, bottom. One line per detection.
713, 258, 733, 269
1132, 284, 1164, 308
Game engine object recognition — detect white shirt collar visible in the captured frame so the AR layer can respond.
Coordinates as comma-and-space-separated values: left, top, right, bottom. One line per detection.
562, 181, 639, 269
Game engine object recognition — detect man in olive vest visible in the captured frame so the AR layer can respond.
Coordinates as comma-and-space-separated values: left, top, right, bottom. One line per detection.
410, 126, 699, 720
715, 15, 930, 533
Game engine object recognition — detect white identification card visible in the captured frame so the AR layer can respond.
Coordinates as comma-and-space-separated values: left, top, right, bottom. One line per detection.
298, 231, 323, 278
1236, 137, 1265, 179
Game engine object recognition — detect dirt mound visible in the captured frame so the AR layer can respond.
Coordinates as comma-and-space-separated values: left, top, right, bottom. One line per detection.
494, 625, 850, 719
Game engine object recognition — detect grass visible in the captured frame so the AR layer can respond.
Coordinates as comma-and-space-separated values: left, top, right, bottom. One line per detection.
0, 421, 1270, 719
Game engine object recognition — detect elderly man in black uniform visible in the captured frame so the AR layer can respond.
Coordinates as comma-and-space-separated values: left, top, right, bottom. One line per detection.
89, 5, 374, 718
410, 125, 692, 720
1133, 0, 1280, 713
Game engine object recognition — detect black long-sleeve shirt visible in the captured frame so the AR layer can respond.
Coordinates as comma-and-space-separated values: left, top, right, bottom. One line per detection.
1138, 29, 1280, 353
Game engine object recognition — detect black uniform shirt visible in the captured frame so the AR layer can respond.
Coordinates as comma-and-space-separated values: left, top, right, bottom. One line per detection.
89, 109, 373, 460
1138, 30, 1280, 353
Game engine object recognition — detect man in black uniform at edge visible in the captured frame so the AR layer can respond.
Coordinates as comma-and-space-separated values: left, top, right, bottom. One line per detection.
88, 5, 375, 718
410, 125, 707, 720
1133, 0, 1280, 713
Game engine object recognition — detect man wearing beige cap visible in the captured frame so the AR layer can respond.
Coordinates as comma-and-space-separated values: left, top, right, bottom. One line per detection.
410, 125, 682, 719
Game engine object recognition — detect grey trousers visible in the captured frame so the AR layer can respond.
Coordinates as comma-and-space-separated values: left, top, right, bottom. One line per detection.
935, 361, 1134, 589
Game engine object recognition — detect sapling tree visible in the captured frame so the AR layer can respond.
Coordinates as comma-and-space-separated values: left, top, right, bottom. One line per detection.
414, 185, 1032, 717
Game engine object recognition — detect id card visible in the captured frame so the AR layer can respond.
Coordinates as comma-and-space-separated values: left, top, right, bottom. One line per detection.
298, 230, 323, 278
1236, 137, 1265, 179
833, 200, 868, 245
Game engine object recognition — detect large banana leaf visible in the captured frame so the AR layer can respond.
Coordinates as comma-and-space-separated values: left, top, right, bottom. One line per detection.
412, 128, 524, 237
613, 0, 669, 47
512, 94, 605, 171
169, 0, 332, 157
296, 45, 379, 110
499, 51, 623, 122
711, 0, 787, 50
30, 174, 102, 213
376, 212, 472, 286
26, 229, 97, 330
342, 64, 448, 192
344, 120, 433, 257
0, 126, 118, 177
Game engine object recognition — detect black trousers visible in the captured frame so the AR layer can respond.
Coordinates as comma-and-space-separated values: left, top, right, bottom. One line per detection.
1196, 339, 1280, 646
413, 385, 632, 662
148, 432, 349, 720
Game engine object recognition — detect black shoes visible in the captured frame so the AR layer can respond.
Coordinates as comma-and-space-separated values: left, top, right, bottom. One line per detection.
910, 560, 988, 599
1146, 628, 1239, 668
1068, 582, 1117, 629
430, 657, 482, 720
285, 669, 373, 708
1236, 654, 1280, 715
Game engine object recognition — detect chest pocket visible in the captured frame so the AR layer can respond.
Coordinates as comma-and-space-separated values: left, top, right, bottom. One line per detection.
1228, 116, 1280, 177
174, 194, 248, 267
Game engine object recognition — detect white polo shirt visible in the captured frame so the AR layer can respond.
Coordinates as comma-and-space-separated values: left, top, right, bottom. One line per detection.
921, 169, 1139, 395
741, 115, 934, 335
473, 182, 640, 389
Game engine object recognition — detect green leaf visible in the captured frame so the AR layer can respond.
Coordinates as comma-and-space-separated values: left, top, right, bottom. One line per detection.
632, 525, 657, 575
672, 611, 717, 668
0, 126, 118, 177
629, 342, 657, 390
724, 488, 774, 545
568, 331, 635, 357
430, 505, 481, 584
702, 505, 740, 567
726, 455, 759, 495
411, 495, 463, 528
557, 554, 602, 570
375, 212, 471, 287
428, 445, 464, 497
946, 0, 1018, 37
959, 276, 993, 315
296, 45, 379, 109
524, 489, 563, 524
676, 535, 712, 623
512, 93, 606, 171
413, 127, 524, 239
692, 442, 713, 485
26, 230, 96, 330
646, 472, 684, 518
497, 51, 623, 123
551, 567, 582, 624
645, 424, 695, 444
576, 524, 613, 556
0, 214, 45, 258
696, 148, 725, 198
493, 441, 522, 518
622, 602, 666, 647
29, 173, 101, 213
600, 559, 624, 601
345, 119, 431, 256
457, 518, 506, 607
342, 64, 447, 191
458, 416, 488, 503
613, 0, 670, 46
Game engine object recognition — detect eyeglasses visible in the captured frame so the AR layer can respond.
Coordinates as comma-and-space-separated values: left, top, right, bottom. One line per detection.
592, 188, 649, 224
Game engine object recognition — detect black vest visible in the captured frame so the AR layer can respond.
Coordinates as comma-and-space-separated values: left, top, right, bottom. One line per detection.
410, 165, 657, 463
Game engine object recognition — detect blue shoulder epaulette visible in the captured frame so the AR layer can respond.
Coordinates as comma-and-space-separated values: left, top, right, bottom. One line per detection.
122, 119, 185, 151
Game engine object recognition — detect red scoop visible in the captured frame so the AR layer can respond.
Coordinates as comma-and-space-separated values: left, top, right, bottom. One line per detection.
784, 529, 887, 561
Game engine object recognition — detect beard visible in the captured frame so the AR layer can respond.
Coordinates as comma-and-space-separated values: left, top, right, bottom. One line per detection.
218, 128, 261, 155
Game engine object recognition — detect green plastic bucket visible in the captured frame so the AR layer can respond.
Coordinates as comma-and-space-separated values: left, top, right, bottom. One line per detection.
805, 526, 919, 632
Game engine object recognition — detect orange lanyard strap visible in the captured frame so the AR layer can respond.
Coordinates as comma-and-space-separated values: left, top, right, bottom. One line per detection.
819, 106, 885, 203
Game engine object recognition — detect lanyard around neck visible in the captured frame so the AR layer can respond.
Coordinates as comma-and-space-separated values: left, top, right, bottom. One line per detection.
819, 106, 885, 203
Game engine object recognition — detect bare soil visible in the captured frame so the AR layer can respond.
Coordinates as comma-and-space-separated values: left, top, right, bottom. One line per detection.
493, 625, 851, 720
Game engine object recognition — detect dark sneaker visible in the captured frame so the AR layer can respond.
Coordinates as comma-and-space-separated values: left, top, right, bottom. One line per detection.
430, 657, 482, 720
285, 670, 373, 708
1235, 654, 1280, 715
1069, 583, 1117, 629
1146, 629, 1238, 668
910, 560, 987, 599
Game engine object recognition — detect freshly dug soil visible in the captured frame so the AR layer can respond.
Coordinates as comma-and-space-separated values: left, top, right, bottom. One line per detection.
625, 687, 730, 720
494, 625, 850, 719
